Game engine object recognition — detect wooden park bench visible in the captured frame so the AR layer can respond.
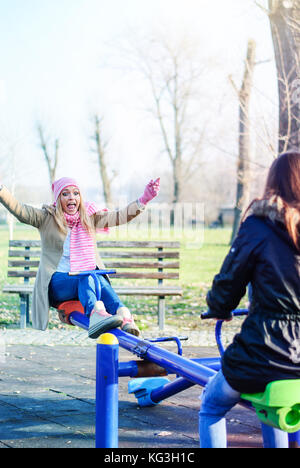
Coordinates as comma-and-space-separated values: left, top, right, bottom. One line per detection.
3, 240, 183, 330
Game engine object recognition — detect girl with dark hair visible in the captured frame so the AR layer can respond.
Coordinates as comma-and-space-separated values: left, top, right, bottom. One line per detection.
199, 151, 300, 448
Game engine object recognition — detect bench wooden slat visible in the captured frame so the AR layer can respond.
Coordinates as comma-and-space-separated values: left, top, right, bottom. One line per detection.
115, 286, 182, 296
9, 240, 41, 247
8, 260, 40, 268
9, 240, 180, 249
97, 241, 180, 248
3, 284, 182, 296
111, 272, 179, 279
8, 250, 41, 258
8, 271, 37, 278
3, 284, 33, 293
101, 251, 179, 259
8, 260, 179, 269
8, 250, 179, 259
8, 271, 179, 280
105, 261, 179, 269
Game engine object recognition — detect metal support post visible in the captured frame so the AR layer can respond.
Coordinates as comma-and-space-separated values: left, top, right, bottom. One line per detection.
95, 333, 119, 448
158, 296, 165, 330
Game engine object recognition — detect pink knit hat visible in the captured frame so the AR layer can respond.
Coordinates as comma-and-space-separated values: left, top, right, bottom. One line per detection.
52, 177, 80, 203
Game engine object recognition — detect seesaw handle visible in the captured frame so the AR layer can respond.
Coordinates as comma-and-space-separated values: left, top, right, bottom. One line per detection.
201, 309, 226, 320
201, 309, 248, 320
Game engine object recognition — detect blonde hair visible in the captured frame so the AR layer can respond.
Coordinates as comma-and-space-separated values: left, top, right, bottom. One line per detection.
53, 194, 94, 235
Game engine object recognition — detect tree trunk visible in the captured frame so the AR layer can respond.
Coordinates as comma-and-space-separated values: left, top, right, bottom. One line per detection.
231, 39, 256, 243
268, 0, 300, 153
93, 115, 113, 206
37, 124, 59, 187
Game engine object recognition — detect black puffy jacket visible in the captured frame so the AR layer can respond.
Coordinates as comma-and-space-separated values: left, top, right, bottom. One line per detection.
206, 202, 300, 393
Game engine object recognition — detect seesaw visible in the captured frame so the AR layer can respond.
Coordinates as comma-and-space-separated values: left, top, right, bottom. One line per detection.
57, 270, 300, 448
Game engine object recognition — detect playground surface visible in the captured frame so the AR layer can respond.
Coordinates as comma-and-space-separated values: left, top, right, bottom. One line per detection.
0, 340, 263, 449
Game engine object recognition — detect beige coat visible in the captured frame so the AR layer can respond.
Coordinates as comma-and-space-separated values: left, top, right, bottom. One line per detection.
0, 186, 144, 330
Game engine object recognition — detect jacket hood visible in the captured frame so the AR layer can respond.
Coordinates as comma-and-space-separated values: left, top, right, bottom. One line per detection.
246, 195, 299, 251
246, 195, 285, 224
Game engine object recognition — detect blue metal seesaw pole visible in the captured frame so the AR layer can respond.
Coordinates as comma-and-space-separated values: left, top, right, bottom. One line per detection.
66, 271, 300, 449
68, 309, 250, 410
69, 309, 221, 448
95, 333, 119, 448
69, 308, 300, 449
67, 270, 222, 393
70, 308, 219, 387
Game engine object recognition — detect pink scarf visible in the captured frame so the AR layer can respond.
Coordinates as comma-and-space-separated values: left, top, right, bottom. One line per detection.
64, 202, 99, 272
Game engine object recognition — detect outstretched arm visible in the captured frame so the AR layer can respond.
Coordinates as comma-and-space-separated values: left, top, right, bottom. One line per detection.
93, 178, 160, 229
0, 185, 46, 229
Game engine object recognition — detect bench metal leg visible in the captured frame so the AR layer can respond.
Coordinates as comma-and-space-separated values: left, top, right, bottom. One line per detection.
20, 294, 28, 329
26, 295, 30, 325
158, 296, 165, 330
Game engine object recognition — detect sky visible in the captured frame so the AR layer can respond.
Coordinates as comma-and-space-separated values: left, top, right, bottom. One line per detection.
0, 0, 276, 203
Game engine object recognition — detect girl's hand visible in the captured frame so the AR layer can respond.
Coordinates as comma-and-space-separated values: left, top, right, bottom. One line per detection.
139, 178, 160, 205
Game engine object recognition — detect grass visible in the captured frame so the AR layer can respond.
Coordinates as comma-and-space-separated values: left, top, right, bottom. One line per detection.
0, 223, 247, 331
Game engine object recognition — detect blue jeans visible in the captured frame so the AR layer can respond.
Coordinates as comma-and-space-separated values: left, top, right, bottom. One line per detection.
199, 370, 289, 448
48, 272, 125, 316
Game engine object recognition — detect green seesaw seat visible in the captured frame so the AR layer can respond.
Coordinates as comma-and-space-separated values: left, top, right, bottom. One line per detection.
241, 379, 300, 433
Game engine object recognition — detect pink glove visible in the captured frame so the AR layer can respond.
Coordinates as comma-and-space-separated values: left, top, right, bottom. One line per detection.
139, 178, 160, 205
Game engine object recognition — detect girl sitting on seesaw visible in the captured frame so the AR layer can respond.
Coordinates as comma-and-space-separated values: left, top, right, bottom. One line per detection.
199, 151, 300, 448
0, 176, 160, 339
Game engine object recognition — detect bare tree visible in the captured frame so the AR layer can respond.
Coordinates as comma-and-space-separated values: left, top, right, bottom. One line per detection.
91, 114, 114, 205
37, 123, 59, 187
267, 0, 300, 152
0, 127, 27, 239
116, 31, 206, 205
230, 39, 257, 242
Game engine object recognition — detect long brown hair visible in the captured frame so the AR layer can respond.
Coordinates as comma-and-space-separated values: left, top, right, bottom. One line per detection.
245, 151, 300, 251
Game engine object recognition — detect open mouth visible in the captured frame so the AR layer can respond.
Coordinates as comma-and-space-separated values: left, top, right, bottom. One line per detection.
67, 202, 77, 210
